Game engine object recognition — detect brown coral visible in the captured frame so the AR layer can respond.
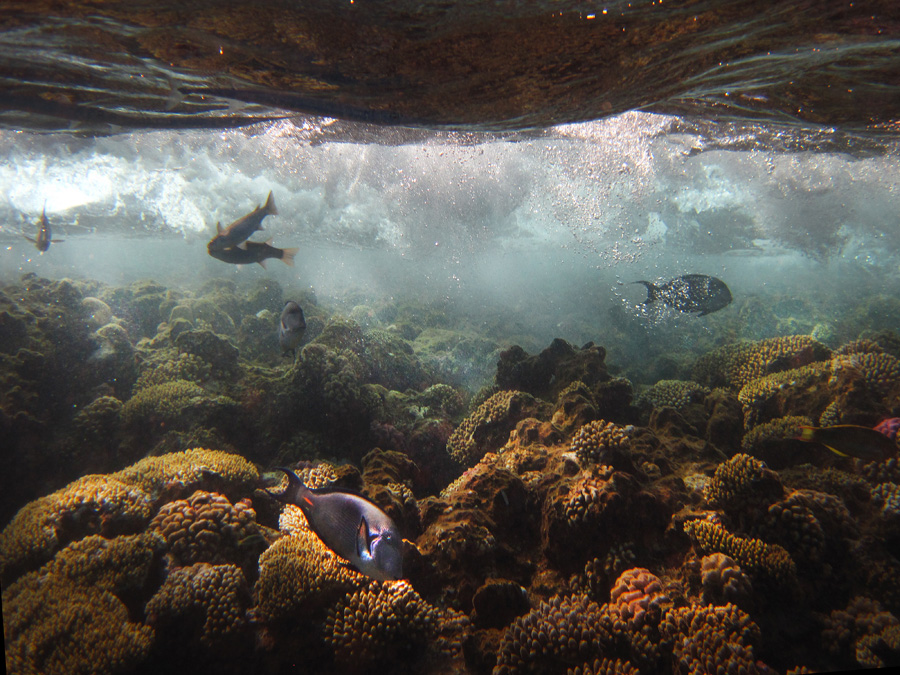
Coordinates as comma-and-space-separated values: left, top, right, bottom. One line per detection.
256, 513, 367, 622
571, 419, 631, 466
325, 580, 438, 667
145, 562, 250, 647
823, 596, 900, 668
700, 553, 753, 608
737, 362, 831, 429
684, 519, 796, 583
638, 379, 710, 411
755, 492, 826, 566
661, 602, 763, 675
692, 335, 831, 391
608, 567, 668, 628
447, 390, 539, 465
703, 453, 784, 518
149, 490, 259, 567
832, 350, 900, 397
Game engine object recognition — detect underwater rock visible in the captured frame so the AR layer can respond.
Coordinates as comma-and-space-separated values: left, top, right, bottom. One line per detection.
496, 338, 610, 402
174, 329, 239, 374
551, 381, 598, 435
80, 296, 114, 328
471, 579, 530, 628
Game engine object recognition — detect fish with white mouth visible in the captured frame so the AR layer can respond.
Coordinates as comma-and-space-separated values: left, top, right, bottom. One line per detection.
268, 467, 403, 581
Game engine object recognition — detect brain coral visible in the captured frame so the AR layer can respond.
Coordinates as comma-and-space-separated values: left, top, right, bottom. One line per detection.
608, 567, 669, 628
149, 490, 259, 567
447, 389, 537, 465
571, 419, 631, 466
692, 335, 830, 391
146, 562, 249, 647
325, 580, 438, 667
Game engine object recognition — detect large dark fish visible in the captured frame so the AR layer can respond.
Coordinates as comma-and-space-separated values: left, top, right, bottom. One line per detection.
279, 301, 306, 356
207, 239, 297, 268
269, 467, 403, 581
797, 425, 898, 462
23, 203, 63, 252
207, 190, 278, 252
634, 274, 732, 316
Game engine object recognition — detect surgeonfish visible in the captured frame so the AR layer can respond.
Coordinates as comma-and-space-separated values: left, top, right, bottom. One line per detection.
634, 274, 732, 316
797, 424, 898, 462
24, 202, 63, 252
207, 239, 297, 268
268, 467, 403, 581
279, 301, 306, 356
207, 190, 278, 252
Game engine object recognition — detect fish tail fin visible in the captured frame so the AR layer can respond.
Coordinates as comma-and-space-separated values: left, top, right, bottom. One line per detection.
271, 467, 312, 506
265, 190, 278, 216
280, 247, 298, 266
634, 280, 656, 304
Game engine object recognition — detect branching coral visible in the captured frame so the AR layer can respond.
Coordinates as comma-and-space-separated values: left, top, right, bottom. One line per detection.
737, 362, 830, 429
325, 580, 438, 667
703, 453, 784, 518
3, 533, 162, 675
684, 519, 796, 583
823, 596, 900, 668
700, 553, 753, 608
146, 562, 249, 647
832, 350, 900, 397
755, 493, 826, 566
661, 603, 762, 675
447, 390, 538, 465
149, 490, 259, 566
571, 420, 631, 466
692, 336, 830, 391
133, 352, 212, 391
637, 380, 710, 411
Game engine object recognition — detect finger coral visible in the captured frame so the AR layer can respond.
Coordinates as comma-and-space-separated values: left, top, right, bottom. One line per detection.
637, 379, 710, 411
571, 419, 631, 466
447, 390, 539, 465
661, 602, 762, 675
703, 453, 784, 519
823, 596, 900, 668
700, 553, 753, 608
684, 519, 796, 584
146, 562, 250, 647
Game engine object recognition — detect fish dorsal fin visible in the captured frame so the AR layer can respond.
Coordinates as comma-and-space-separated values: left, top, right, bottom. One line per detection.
357, 517, 372, 559
216, 222, 223, 234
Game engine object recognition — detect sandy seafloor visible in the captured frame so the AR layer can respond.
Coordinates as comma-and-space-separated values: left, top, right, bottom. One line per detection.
3, 117, 900, 675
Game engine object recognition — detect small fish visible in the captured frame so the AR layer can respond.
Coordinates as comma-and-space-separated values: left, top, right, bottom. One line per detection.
207, 239, 297, 268
634, 274, 732, 316
207, 190, 278, 252
23, 203, 63, 252
268, 467, 403, 581
797, 424, 898, 462
279, 301, 306, 356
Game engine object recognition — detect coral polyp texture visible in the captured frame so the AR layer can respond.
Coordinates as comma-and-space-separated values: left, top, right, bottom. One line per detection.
692, 335, 831, 391
7, 274, 900, 675
447, 389, 539, 465
571, 419, 631, 466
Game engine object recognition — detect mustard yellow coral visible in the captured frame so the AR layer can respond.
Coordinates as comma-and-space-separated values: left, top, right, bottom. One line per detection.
638, 379, 710, 410
447, 390, 534, 465
693, 335, 830, 391
145, 562, 249, 647
256, 514, 367, 622
737, 362, 830, 429
571, 419, 630, 465
703, 453, 784, 516
122, 379, 207, 425
0, 474, 153, 583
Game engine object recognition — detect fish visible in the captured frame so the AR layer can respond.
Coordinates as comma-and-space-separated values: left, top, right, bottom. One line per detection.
634, 274, 732, 316
796, 424, 898, 462
207, 190, 278, 252
207, 239, 297, 268
23, 202, 63, 252
279, 300, 307, 356
268, 467, 403, 581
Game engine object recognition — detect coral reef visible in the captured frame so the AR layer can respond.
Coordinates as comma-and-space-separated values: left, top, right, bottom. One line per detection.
636, 379, 710, 411
447, 390, 544, 465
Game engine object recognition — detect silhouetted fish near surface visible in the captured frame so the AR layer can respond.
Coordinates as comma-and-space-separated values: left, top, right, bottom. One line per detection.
23, 203, 63, 252
279, 301, 306, 356
207, 190, 278, 252
207, 239, 297, 268
268, 467, 403, 581
797, 424, 898, 462
634, 274, 732, 316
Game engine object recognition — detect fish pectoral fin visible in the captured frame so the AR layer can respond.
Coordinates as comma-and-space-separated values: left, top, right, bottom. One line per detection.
23, 235, 36, 243
216, 221, 223, 234
823, 444, 851, 458
357, 517, 372, 559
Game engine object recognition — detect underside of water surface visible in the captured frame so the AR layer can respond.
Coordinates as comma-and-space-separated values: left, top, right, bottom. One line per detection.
3, 3, 900, 675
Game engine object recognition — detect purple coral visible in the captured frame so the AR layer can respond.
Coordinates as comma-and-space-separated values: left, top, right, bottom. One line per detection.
875, 418, 900, 443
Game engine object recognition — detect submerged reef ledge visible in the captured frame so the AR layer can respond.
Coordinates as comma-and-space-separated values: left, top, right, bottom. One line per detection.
3, 273, 900, 673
